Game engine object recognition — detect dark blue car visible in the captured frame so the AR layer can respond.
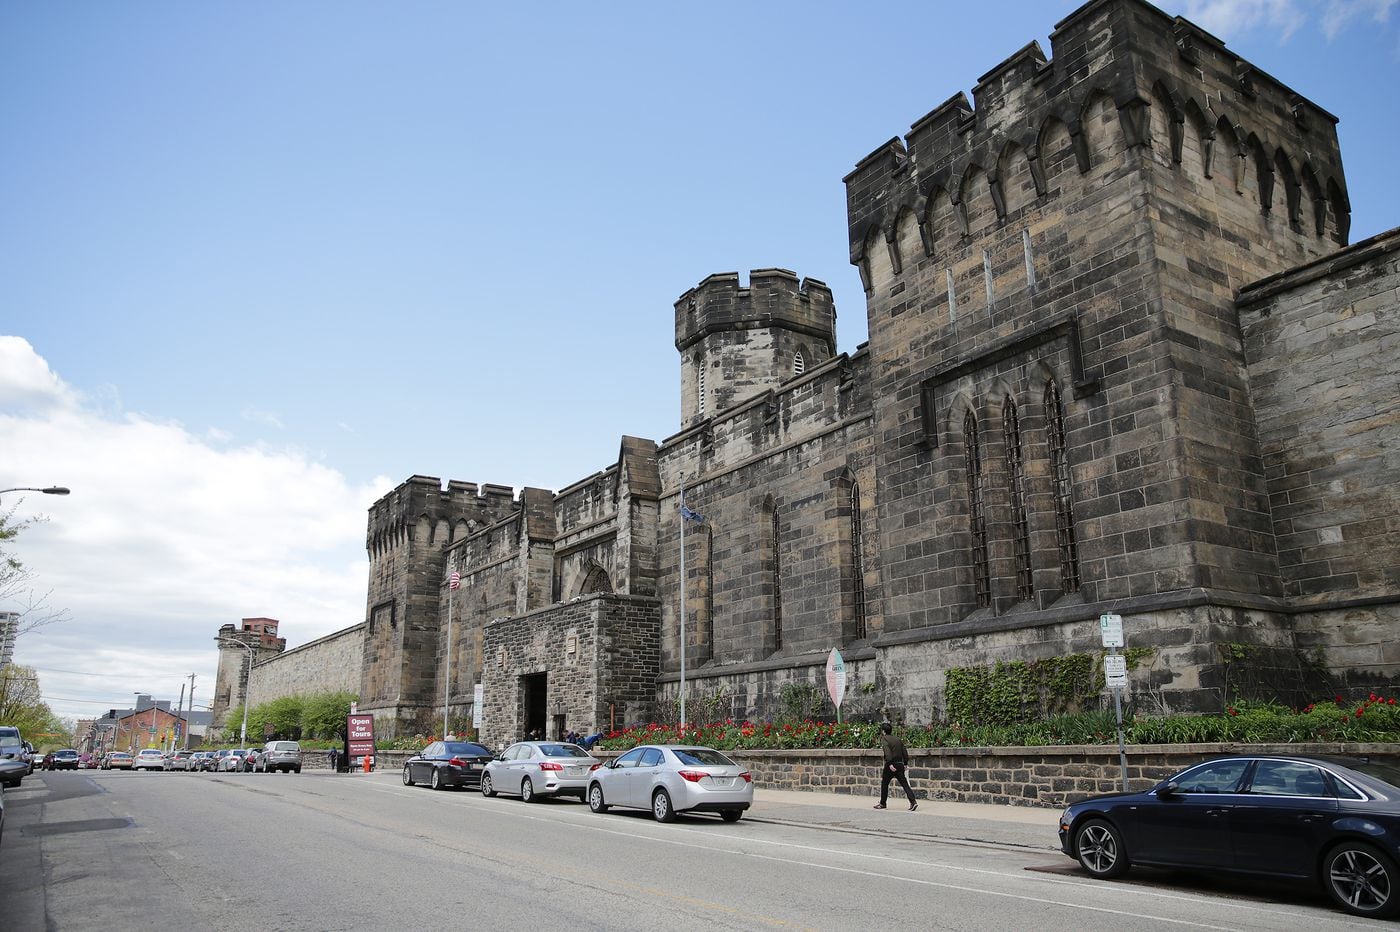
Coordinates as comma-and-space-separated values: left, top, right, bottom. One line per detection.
1059, 755, 1400, 918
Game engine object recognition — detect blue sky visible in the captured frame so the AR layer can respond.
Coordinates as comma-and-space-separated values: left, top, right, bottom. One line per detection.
3, 0, 1397, 724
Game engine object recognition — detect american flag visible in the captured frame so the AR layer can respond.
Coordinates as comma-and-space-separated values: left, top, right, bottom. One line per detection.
449, 571, 461, 590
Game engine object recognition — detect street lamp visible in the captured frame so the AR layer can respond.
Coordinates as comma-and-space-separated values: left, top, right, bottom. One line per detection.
218, 637, 255, 746
0, 486, 70, 496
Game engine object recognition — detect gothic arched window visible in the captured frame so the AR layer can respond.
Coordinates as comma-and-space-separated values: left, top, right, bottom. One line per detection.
794, 351, 806, 377
964, 410, 991, 609
1003, 397, 1033, 602
1045, 380, 1081, 593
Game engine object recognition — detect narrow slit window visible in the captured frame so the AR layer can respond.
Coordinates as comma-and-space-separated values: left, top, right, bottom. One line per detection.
850, 482, 867, 640
1045, 380, 1081, 593
1003, 398, 1034, 602
964, 410, 991, 609
772, 507, 783, 650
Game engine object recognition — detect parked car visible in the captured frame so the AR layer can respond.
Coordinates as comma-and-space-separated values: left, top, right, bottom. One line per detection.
0, 727, 31, 786
481, 741, 600, 802
187, 751, 211, 771
0, 759, 27, 844
258, 741, 303, 774
1059, 754, 1400, 919
50, 749, 80, 771
80, 753, 98, 769
217, 749, 255, 772
133, 748, 166, 771
163, 750, 194, 771
586, 745, 753, 823
104, 751, 133, 770
401, 740, 494, 790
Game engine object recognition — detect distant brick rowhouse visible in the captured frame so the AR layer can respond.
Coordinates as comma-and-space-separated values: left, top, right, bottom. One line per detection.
245, 0, 1398, 745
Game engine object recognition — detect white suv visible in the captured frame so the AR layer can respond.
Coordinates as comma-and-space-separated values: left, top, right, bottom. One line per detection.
133, 748, 166, 771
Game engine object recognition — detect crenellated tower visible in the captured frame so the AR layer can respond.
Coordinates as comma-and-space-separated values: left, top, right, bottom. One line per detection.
844, 0, 1347, 639
359, 475, 520, 727
675, 268, 836, 429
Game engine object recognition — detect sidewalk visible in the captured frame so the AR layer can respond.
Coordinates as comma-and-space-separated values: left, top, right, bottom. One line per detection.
748, 787, 1062, 851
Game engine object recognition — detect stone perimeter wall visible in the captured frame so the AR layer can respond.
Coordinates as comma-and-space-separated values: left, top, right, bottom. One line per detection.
248, 624, 366, 704
365, 742, 1400, 811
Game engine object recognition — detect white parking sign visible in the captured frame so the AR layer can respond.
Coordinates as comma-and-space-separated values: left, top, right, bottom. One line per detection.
1104, 654, 1128, 688
1099, 613, 1124, 648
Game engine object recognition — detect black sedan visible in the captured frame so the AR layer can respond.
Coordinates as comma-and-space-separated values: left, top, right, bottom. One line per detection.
401, 740, 493, 791
1060, 755, 1400, 919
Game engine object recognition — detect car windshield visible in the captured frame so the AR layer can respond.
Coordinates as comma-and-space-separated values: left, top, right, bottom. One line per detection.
672, 748, 735, 767
0, 735, 20, 747
271, 742, 297, 751
444, 743, 488, 756
538, 744, 589, 758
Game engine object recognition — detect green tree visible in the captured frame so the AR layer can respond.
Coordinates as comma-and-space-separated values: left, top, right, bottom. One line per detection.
301, 691, 356, 738
0, 664, 64, 738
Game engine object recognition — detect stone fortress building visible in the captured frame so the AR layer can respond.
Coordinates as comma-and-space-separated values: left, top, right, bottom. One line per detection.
218, 0, 1398, 749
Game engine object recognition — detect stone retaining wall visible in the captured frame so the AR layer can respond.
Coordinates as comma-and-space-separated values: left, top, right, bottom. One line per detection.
360, 743, 1400, 810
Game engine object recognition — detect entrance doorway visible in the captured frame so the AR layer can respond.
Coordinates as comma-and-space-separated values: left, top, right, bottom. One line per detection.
522, 672, 547, 740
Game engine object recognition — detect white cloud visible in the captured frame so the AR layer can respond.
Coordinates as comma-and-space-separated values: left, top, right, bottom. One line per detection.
0, 336, 79, 414
241, 406, 285, 430
0, 336, 392, 723
1321, 0, 1397, 38
1183, 0, 1395, 41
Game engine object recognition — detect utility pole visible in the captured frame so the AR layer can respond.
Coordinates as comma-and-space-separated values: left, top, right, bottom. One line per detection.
185, 674, 196, 749
173, 683, 185, 751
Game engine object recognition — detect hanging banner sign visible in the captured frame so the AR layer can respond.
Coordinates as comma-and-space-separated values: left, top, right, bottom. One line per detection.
472, 684, 484, 729
825, 648, 847, 709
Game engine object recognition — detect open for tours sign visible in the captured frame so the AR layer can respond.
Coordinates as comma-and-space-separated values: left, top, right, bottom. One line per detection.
347, 713, 375, 758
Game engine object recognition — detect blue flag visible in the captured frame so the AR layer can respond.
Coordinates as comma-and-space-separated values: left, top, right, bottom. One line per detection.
680, 503, 704, 524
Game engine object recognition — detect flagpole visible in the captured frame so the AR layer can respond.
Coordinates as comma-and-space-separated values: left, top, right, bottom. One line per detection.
679, 476, 687, 735
443, 573, 456, 739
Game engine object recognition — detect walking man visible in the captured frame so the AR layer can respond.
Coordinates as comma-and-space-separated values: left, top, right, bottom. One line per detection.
873, 721, 918, 811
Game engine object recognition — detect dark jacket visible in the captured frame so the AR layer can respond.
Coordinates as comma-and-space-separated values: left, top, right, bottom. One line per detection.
879, 734, 908, 766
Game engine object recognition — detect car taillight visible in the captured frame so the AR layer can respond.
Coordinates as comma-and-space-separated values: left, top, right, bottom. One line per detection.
589, 762, 603, 772
448, 757, 467, 767
678, 770, 707, 783
739, 772, 752, 783
538, 761, 563, 771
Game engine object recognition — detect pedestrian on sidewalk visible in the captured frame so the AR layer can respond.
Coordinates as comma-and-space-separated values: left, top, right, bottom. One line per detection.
873, 721, 918, 811
327, 746, 338, 772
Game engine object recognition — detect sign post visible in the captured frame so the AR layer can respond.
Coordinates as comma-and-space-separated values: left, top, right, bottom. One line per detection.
1100, 613, 1129, 791
825, 648, 847, 724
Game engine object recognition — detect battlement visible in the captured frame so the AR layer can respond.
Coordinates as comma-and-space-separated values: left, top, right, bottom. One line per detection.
844, 0, 1348, 266
366, 475, 521, 557
675, 268, 835, 353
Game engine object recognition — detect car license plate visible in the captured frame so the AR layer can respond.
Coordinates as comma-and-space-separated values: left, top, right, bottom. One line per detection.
464, 763, 477, 771
567, 767, 584, 776
709, 777, 732, 787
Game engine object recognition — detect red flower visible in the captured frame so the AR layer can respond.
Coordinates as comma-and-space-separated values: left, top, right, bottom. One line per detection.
1336, 695, 1345, 704
1391, 699, 1397, 706
1228, 707, 1238, 716
1357, 707, 1366, 718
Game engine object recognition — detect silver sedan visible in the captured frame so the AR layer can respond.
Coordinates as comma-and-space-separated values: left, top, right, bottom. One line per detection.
586, 744, 753, 822
481, 741, 600, 802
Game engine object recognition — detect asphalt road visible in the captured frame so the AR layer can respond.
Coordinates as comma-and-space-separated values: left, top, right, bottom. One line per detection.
0, 770, 1376, 930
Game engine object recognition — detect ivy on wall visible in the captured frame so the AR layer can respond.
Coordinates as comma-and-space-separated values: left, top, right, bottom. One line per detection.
945, 650, 1155, 726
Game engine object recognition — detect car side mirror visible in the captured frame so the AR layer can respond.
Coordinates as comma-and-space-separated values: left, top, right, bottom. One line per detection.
1156, 780, 1180, 797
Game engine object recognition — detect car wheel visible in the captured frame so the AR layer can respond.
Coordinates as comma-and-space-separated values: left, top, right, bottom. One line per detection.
294, 766, 301, 774
588, 783, 608, 813
1325, 842, 1400, 918
1074, 818, 1129, 879
652, 788, 676, 823
402, 765, 414, 787
481, 773, 496, 797
720, 809, 742, 823
520, 777, 536, 803
430, 768, 443, 791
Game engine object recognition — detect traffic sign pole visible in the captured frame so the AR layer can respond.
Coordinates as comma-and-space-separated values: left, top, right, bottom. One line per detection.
1101, 614, 1129, 791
